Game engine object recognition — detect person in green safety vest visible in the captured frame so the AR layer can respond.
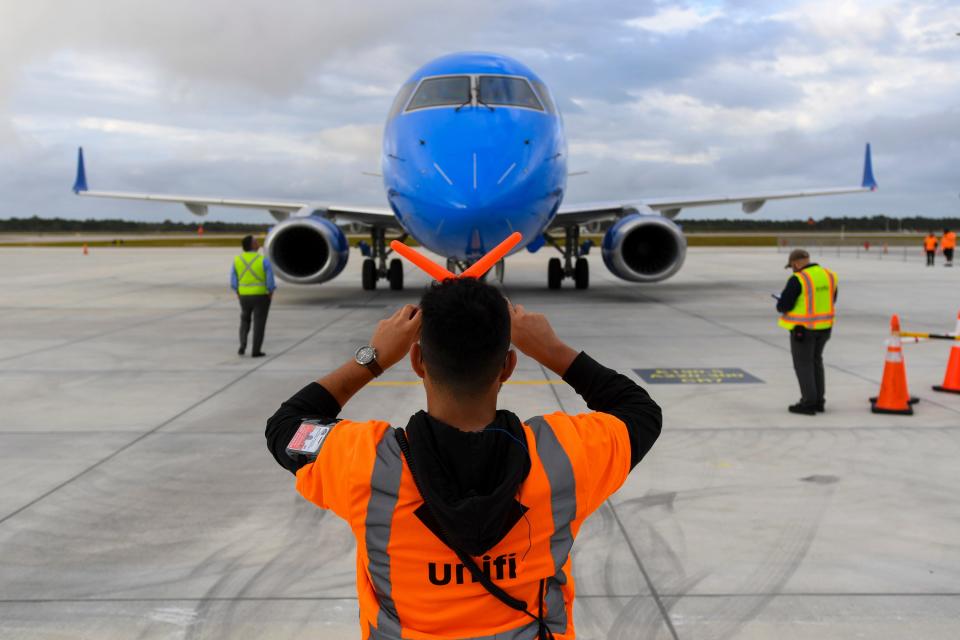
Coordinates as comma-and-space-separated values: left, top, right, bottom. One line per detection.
775, 249, 838, 415
231, 235, 276, 357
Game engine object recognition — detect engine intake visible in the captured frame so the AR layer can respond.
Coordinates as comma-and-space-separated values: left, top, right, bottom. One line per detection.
601, 214, 687, 283
265, 215, 349, 284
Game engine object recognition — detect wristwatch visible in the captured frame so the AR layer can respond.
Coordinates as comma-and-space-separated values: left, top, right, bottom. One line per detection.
354, 345, 383, 377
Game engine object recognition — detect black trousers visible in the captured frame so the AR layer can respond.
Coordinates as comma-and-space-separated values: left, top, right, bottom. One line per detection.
790, 327, 831, 407
926, 250, 935, 266
945, 248, 955, 265
239, 294, 271, 353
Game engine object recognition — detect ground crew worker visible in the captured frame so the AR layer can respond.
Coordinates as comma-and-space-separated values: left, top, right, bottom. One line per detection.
924, 231, 938, 267
231, 235, 275, 357
942, 228, 956, 267
266, 278, 661, 639
776, 248, 838, 415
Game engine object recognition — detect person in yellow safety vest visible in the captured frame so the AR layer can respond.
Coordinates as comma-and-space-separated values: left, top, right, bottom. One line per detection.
265, 278, 662, 639
231, 235, 275, 357
942, 228, 956, 267
776, 249, 838, 415
923, 231, 939, 267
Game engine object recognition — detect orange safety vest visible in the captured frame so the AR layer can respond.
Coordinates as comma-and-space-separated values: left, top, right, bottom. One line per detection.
924, 236, 938, 251
295, 411, 632, 639
943, 232, 957, 250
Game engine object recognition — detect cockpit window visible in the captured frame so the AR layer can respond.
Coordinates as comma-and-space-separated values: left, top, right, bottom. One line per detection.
478, 76, 543, 110
406, 76, 471, 111
388, 82, 417, 119
530, 80, 556, 114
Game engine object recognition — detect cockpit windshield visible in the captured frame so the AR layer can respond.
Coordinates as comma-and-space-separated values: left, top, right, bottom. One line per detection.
406, 76, 471, 111
477, 76, 543, 110
402, 74, 548, 113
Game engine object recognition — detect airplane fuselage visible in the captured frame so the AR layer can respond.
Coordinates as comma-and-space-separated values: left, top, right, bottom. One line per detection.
382, 53, 566, 260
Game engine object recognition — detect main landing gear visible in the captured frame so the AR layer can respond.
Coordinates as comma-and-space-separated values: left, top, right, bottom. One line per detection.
546, 226, 589, 290
362, 228, 406, 291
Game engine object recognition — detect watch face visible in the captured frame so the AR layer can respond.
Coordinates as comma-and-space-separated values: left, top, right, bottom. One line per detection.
355, 346, 376, 365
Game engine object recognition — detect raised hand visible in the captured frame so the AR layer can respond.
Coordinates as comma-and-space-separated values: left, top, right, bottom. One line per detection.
371, 304, 422, 370
509, 303, 578, 376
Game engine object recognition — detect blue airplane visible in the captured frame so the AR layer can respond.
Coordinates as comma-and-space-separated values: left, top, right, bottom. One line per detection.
73, 51, 877, 290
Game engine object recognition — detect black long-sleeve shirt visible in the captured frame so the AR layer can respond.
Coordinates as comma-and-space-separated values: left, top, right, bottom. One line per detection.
776, 263, 838, 314
266, 351, 661, 474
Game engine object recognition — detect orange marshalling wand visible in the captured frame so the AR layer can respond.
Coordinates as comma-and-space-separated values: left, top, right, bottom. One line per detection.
390, 232, 522, 282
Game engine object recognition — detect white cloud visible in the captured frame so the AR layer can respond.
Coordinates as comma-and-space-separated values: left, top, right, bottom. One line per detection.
625, 5, 720, 35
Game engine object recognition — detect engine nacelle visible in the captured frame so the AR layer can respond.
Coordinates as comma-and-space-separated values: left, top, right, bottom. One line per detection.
265, 215, 349, 284
601, 214, 687, 283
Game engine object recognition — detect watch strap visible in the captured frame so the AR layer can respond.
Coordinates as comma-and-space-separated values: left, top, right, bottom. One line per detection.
365, 358, 383, 377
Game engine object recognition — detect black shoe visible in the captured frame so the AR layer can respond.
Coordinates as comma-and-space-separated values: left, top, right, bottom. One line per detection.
789, 403, 817, 415
251, 352, 266, 358
238, 347, 245, 356
815, 403, 825, 413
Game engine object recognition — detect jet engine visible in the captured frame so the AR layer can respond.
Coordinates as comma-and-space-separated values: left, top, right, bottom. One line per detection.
601, 214, 687, 283
265, 215, 349, 284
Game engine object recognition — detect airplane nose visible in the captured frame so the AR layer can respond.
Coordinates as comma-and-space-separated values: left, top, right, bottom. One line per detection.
429, 151, 526, 210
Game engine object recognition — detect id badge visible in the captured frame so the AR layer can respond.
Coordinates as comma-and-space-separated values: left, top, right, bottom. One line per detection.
286, 420, 337, 461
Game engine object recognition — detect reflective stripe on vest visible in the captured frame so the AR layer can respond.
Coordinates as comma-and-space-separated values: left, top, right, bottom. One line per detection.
368, 619, 544, 640
527, 416, 575, 634
366, 432, 404, 637
778, 266, 837, 330
235, 252, 267, 295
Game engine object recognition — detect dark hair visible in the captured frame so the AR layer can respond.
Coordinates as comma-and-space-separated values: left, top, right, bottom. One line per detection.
241, 235, 255, 251
419, 278, 510, 395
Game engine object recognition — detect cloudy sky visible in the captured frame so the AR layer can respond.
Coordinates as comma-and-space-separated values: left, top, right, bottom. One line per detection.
1, 0, 958, 222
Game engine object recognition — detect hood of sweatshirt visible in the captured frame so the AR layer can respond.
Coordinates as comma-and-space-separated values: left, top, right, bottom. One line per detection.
403, 409, 531, 557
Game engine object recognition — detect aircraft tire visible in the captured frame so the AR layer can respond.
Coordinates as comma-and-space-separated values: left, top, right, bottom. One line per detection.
548, 258, 563, 289
388, 258, 404, 290
574, 257, 589, 290
362, 258, 377, 290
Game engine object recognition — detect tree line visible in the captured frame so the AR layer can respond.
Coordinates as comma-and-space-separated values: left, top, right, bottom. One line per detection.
0, 216, 270, 233
2, 215, 959, 234
679, 216, 960, 232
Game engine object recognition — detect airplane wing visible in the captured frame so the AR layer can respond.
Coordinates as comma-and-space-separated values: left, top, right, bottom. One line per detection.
551, 143, 877, 227
71, 147, 400, 228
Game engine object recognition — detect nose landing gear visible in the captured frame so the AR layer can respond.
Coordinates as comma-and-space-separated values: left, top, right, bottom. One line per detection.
546, 226, 590, 290
361, 228, 407, 291
446, 257, 506, 284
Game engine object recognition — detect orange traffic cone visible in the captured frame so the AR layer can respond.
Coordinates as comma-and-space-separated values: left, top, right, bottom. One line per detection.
82, 243, 89, 255
870, 314, 918, 414
933, 311, 960, 395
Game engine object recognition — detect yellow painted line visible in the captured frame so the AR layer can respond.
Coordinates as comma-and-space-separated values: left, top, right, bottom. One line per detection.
368, 379, 563, 387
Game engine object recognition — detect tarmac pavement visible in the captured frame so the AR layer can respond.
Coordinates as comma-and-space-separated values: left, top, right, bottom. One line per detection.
1, 246, 958, 639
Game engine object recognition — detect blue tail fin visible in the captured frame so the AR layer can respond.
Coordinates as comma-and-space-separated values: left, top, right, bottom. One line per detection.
861, 143, 877, 190
72, 147, 88, 193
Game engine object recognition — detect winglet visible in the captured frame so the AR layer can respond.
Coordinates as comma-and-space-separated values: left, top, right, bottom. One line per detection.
861, 143, 877, 191
390, 232, 523, 282
72, 147, 88, 193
